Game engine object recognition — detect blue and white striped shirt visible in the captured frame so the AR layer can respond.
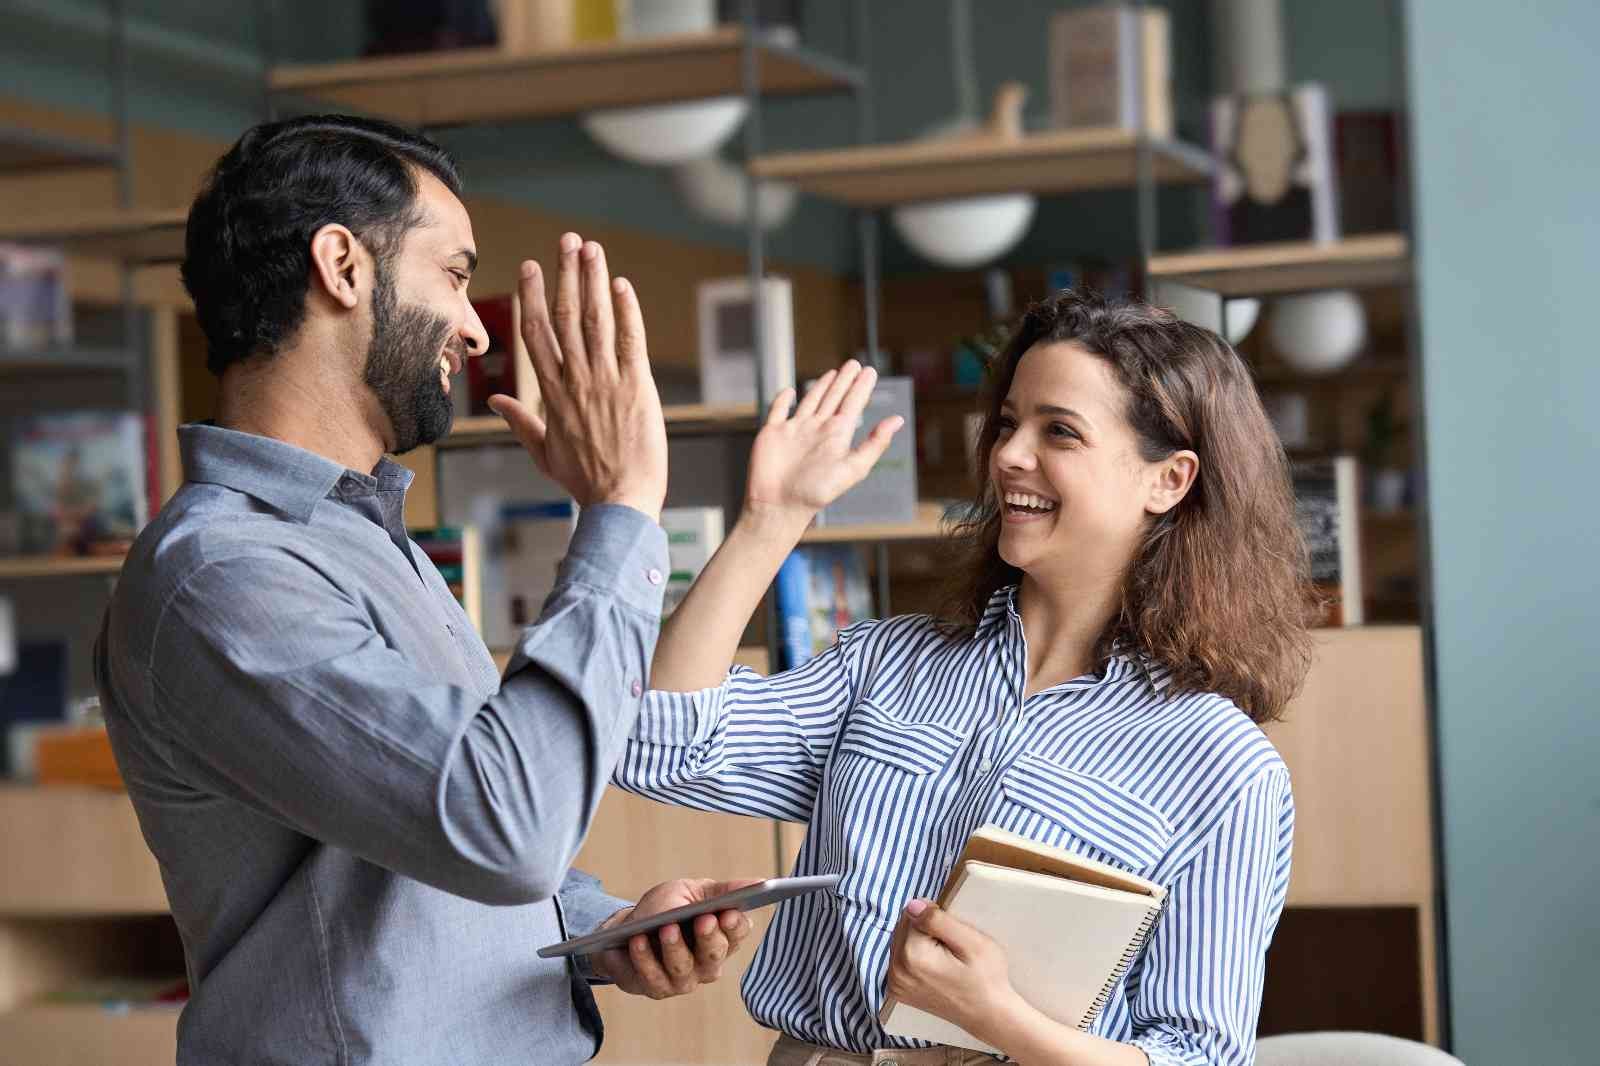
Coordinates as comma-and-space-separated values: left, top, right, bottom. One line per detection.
617, 586, 1293, 1066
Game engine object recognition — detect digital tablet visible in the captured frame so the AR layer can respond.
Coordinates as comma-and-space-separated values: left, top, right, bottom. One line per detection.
536, 874, 840, 959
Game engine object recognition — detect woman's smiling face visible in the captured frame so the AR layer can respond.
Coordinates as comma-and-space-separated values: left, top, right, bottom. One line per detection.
990, 341, 1183, 585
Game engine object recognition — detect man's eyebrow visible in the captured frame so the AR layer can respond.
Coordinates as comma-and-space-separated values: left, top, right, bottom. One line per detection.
450, 248, 478, 273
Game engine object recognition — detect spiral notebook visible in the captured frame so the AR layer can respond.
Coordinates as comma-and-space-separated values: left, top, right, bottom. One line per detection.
879, 824, 1167, 1054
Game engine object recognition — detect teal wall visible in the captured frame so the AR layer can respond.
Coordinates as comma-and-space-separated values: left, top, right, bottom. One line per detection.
1405, 0, 1600, 1061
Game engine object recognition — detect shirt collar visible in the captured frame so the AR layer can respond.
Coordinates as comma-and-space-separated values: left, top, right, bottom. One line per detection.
974, 583, 1016, 639
981, 582, 1148, 689
178, 423, 414, 523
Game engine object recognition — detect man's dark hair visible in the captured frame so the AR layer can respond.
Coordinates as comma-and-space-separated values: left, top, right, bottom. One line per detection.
181, 114, 462, 376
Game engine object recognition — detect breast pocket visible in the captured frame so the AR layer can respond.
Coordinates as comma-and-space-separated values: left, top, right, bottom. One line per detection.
820, 702, 966, 921
992, 754, 1173, 873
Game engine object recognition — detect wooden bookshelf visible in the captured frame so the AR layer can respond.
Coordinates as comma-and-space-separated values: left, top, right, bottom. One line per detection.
1147, 234, 1410, 297
801, 501, 948, 544
0, 787, 168, 916
270, 27, 859, 127
1263, 624, 1438, 1042
0, 1004, 179, 1066
749, 128, 1211, 207
0, 556, 124, 581
439, 403, 760, 448
0, 209, 187, 264
0, 125, 116, 175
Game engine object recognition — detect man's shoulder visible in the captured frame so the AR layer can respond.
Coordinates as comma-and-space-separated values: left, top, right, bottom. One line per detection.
114, 482, 327, 628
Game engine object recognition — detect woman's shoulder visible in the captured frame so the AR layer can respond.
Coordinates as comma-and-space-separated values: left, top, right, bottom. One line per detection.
1166, 686, 1286, 774
1126, 683, 1291, 828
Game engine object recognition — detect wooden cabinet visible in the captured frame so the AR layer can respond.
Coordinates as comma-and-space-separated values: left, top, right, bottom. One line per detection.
1262, 625, 1440, 1043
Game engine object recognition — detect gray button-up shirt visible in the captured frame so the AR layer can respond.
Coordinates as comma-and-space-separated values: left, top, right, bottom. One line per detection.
95, 424, 668, 1065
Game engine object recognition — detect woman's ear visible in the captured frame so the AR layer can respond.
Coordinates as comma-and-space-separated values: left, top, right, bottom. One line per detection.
308, 224, 364, 311
1146, 450, 1199, 516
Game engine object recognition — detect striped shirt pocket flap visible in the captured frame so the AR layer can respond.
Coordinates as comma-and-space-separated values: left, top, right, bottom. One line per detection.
1001, 755, 1174, 871
834, 702, 963, 775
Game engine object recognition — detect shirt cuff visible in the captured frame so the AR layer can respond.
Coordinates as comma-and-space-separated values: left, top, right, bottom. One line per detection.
1129, 1030, 1205, 1066
557, 504, 670, 619
558, 869, 634, 986
631, 684, 725, 747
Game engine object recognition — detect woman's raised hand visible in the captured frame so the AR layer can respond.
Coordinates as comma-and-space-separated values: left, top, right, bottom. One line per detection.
743, 360, 904, 533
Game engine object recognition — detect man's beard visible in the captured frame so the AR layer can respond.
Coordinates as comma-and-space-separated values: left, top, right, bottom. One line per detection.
363, 261, 458, 454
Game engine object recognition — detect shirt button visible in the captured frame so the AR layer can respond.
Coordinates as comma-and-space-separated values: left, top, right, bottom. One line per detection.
646, 568, 663, 586
630, 679, 643, 698
979, 758, 993, 772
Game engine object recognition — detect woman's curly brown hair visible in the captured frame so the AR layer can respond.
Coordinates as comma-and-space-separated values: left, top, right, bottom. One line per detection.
939, 289, 1318, 722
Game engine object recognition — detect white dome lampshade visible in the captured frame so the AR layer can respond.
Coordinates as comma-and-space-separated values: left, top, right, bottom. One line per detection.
672, 154, 799, 230
1268, 289, 1368, 374
581, 96, 748, 167
890, 194, 1037, 268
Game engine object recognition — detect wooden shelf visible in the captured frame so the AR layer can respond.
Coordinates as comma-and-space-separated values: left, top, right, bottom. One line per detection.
0, 787, 168, 916
801, 501, 949, 543
749, 128, 1212, 207
0, 1003, 178, 1066
0, 209, 187, 264
0, 125, 117, 175
439, 403, 759, 448
270, 27, 859, 127
0, 555, 124, 580
1147, 234, 1410, 297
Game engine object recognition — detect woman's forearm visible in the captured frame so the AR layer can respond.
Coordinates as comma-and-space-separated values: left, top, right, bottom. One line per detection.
649, 507, 810, 692
981, 991, 1150, 1066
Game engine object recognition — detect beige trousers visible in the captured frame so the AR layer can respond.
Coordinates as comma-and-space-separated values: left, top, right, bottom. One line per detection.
765, 1033, 1001, 1066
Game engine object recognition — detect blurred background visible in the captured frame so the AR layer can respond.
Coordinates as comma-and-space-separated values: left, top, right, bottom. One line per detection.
0, 1, 1593, 1063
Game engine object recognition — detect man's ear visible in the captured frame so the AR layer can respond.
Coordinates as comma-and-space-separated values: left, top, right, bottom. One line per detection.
1146, 449, 1199, 516
308, 224, 364, 311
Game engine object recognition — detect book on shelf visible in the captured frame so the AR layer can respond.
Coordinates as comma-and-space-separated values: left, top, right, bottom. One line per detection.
816, 376, 917, 528
32, 723, 122, 789
499, 499, 579, 646
1, 639, 67, 778
436, 446, 571, 650
773, 544, 873, 671
1334, 110, 1405, 236
880, 823, 1168, 1054
463, 294, 518, 418
1211, 83, 1340, 246
660, 506, 725, 618
0, 243, 71, 350
9, 411, 152, 556
411, 526, 484, 634
1047, 4, 1173, 139
1292, 456, 1363, 626
696, 276, 796, 409
0, 594, 14, 676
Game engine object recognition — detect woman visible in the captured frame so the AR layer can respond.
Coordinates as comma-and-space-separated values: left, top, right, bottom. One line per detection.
614, 291, 1314, 1066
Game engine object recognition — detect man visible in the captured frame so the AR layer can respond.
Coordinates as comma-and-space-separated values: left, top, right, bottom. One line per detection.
95, 114, 754, 1065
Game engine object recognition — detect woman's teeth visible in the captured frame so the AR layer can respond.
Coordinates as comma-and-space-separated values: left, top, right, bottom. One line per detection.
1004, 492, 1057, 513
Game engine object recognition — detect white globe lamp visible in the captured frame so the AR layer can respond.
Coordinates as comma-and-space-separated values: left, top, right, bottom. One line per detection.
1268, 289, 1368, 374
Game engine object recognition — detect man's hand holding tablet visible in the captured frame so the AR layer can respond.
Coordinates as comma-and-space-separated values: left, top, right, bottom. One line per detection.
541, 875, 841, 999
